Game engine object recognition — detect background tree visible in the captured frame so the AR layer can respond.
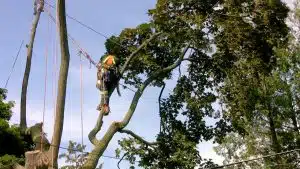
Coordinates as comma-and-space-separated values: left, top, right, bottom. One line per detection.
59, 141, 88, 169
0, 88, 34, 168
213, 0, 299, 168
114, 0, 299, 168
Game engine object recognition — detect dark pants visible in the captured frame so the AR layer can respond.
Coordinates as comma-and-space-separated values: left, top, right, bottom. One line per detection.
97, 68, 117, 113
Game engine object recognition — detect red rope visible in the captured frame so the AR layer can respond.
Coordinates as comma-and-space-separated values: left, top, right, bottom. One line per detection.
51, 4, 59, 166
41, 10, 50, 152
44, 7, 97, 67
80, 55, 84, 152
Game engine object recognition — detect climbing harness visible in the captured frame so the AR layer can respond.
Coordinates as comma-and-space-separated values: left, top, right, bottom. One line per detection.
40, 12, 50, 152
96, 54, 120, 115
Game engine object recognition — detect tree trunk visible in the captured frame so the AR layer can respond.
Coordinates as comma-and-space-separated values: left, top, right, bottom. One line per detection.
291, 111, 300, 148
48, 0, 70, 167
291, 112, 299, 133
263, 76, 283, 168
268, 110, 283, 168
20, 0, 44, 130
83, 122, 124, 169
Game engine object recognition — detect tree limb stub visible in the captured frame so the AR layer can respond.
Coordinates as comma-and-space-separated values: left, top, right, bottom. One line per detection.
20, 0, 44, 130
49, 0, 71, 167
119, 129, 158, 146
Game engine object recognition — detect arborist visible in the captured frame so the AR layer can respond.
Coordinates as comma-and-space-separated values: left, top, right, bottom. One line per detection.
96, 54, 121, 115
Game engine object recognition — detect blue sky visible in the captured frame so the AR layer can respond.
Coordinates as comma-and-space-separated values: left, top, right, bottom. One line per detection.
1, 0, 294, 168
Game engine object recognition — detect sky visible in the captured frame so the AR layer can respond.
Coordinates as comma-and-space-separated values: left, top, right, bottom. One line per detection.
0, 0, 294, 168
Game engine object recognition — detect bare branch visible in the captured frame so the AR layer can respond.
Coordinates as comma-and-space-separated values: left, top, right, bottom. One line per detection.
119, 129, 158, 146
120, 32, 162, 75
88, 112, 105, 145
159, 83, 166, 133
182, 58, 197, 62
117, 152, 129, 169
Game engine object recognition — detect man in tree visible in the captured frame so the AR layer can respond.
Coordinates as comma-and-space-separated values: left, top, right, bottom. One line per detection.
96, 54, 120, 115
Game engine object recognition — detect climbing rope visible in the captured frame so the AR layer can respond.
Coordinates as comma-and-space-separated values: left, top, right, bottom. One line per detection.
45, 9, 138, 94
41, 12, 51, 152
79, 54, 84, 155
44, 1, 125, 50
5, 40, 24, 89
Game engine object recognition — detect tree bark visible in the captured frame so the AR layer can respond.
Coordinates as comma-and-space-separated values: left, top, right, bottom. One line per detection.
20, 0, 44, 130
268, 111, 281, 153
48, 0, 70, 167
291, 111, 300, 148
268, 109, 283, 168
262, 76, 283, 168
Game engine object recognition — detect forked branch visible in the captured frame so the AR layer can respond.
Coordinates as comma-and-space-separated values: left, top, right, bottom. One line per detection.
88, 112, 105, 145
83, 42, 191, 169
88, 32, 162, 145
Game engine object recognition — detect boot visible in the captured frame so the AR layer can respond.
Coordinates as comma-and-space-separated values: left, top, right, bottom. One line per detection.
103, 105, 110, 116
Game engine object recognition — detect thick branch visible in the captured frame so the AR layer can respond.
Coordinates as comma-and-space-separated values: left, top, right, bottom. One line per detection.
88, 112, 105, 145
119, 129, 158, 146
120, 32, 162, 75
88, 32, 162, 146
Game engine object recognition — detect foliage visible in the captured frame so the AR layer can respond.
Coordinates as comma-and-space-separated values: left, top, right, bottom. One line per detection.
0, 154, 25, 169
55, 0, 300, 168
59, 141, 88, 169
212, 0, 300, 168
0, 88, 34, 167
108, 0, 300, 168
112, 0, 226, 168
